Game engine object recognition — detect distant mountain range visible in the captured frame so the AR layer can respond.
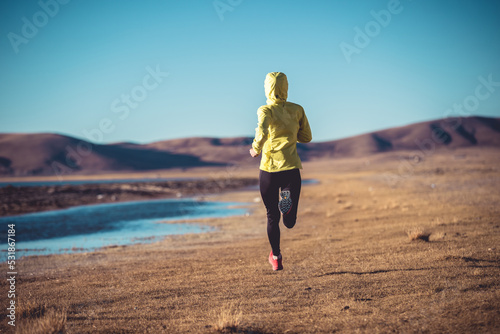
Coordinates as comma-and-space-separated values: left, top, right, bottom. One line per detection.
0, 116, 499, 177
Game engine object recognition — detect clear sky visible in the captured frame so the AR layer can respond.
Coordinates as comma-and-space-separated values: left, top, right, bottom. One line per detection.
1, 0, 499, 144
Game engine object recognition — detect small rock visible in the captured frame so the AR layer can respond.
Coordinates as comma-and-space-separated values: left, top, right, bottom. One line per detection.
341, 306, 350, 311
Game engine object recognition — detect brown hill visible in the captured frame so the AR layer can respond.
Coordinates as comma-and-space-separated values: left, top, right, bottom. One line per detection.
297, 115, 500, 159
0, 133, 220, 177
145, 137, 258, 168
149, 116, 500, 162
0, 116, 498, 177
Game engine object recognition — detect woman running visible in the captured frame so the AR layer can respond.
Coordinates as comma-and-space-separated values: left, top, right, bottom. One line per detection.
249, 72, 312, 271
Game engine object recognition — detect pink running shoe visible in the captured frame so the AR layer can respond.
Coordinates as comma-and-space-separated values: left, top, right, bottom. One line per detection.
268, 251, 283, 271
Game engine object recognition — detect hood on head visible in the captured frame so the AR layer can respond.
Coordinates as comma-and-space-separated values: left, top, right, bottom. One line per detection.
264, 72, 288, 105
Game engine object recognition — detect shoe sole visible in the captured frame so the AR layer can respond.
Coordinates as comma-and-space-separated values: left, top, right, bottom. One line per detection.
268, 259, 283, 270
278, 190, 292, 215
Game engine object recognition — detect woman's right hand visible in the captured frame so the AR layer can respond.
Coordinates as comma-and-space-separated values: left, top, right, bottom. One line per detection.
249, 148, 260, 158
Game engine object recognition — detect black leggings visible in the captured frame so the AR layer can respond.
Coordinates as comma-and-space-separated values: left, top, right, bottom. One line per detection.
259, 168, 301, 257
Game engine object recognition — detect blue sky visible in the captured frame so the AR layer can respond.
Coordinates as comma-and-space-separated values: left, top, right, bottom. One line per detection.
0, 0, 499, 144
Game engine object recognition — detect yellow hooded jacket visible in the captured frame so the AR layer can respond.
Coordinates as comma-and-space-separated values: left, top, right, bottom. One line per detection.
252, 72, 312, 172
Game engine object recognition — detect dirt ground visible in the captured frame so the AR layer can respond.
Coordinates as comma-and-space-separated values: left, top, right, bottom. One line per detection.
1, 147, 499, 333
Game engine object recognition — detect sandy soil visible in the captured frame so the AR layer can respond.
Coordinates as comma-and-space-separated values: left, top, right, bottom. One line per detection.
1, 147, 499, 333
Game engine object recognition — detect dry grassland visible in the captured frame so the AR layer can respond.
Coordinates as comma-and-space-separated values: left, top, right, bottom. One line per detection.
1, 147, 499, 333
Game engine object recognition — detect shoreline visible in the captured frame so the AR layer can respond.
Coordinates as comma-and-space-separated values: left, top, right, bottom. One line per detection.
0, 177, 258, 217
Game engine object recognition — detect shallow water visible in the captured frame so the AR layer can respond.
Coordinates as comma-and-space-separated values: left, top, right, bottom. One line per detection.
0, 198, 247, 260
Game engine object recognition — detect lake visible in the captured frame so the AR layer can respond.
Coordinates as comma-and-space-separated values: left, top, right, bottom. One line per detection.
0, 198, 248, 260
